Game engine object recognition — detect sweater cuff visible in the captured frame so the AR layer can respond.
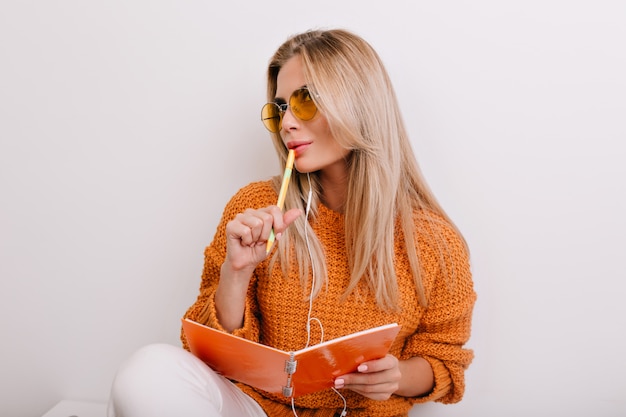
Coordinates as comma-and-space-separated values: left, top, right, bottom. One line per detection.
203, 291, 259, 341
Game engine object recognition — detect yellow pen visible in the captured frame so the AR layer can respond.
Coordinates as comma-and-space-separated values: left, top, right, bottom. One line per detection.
266, 149, 296, 254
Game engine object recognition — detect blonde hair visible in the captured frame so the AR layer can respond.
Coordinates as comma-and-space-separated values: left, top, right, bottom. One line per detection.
266, 29, 464, 309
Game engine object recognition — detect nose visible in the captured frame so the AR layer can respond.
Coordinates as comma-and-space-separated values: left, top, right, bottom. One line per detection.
280, 107, 300, 131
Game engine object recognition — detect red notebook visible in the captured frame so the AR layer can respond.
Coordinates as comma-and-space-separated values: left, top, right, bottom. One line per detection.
182, 318, 400, 398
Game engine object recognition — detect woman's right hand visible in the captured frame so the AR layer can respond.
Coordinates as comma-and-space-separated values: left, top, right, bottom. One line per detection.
223, 205, 302, 275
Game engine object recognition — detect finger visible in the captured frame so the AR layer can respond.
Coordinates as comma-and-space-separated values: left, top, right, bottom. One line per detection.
249, 209, 276, 245
337, 371, 398, 401
357, 354, 398, 373
337, 370, 385, 387
282, 208, 303, 227
264, 207, 302, 239
344, 385, 395, 401
232, 211, 273, 246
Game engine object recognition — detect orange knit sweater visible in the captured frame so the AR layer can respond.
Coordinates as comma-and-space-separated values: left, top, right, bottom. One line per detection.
182, 181, 475, 417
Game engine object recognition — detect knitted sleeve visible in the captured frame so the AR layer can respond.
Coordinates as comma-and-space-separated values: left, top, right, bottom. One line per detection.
400, 215, 476, 404
180, 181, 276, 350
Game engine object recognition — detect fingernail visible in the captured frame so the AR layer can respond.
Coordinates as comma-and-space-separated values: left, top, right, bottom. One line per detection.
334, 378, 344, 388
357, 365, 368, 372
275, 232, 282, 241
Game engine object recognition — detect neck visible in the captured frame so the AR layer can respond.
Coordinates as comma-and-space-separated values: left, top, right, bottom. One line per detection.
319, 170, 348, 213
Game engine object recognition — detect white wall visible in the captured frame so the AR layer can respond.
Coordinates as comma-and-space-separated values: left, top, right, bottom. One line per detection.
1, 1, 625, 416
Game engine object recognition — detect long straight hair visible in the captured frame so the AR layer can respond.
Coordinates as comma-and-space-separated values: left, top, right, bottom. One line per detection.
266, 29, 465, 309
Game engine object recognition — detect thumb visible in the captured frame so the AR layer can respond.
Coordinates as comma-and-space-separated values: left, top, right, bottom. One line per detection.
283, 208, 303, 227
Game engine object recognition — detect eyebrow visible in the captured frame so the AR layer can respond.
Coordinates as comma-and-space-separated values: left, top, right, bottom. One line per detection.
273, 97, 287, 105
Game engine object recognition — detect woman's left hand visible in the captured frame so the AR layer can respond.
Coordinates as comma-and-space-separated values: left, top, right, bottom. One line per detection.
334, 354, 401, 401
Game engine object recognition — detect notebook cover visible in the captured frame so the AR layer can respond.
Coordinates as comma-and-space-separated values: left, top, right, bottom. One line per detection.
182, 318, 400, 397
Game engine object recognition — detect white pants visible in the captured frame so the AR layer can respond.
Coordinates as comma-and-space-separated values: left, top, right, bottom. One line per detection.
107, 343, 268, 417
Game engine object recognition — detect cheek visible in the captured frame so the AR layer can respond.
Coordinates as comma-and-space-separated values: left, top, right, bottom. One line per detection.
311, 111, 330, 130
311, 116, 335, 142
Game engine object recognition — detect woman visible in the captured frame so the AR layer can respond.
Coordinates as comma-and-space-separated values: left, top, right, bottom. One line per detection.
108, 29, 475, 417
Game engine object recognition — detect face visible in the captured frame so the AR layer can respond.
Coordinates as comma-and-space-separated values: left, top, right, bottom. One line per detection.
275, 56, 351, 178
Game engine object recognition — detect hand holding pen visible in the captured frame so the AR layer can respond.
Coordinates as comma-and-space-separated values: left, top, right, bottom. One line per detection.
222, 149, 300, 273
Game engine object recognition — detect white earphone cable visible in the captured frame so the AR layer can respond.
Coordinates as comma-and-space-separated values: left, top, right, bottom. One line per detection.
291, 173, 347, 417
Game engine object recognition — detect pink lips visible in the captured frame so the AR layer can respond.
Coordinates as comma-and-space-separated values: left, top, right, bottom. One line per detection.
287, 141, 311, 156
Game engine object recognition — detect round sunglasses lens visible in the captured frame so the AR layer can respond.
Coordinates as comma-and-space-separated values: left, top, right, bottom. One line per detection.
290, 89, 317, 121
261, 103, 281, 132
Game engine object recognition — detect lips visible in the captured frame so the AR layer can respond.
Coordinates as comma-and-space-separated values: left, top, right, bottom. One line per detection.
286, 141, 311, 155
